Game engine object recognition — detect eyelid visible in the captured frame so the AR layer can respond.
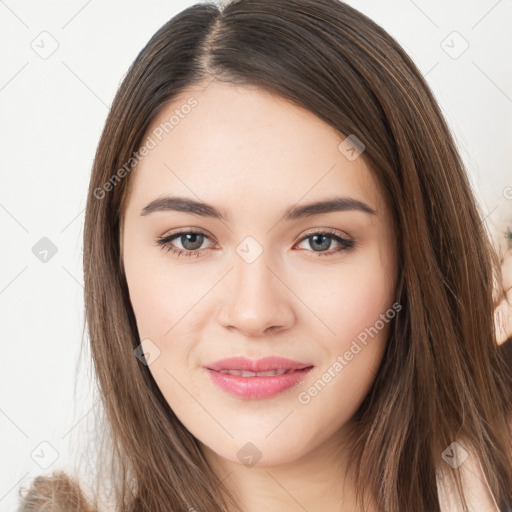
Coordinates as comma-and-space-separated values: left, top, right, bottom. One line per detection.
294, 226, 352, 243
162, 226, 212, 238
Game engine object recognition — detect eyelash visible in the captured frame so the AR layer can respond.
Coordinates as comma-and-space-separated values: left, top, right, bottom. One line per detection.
155, 228, 356, 258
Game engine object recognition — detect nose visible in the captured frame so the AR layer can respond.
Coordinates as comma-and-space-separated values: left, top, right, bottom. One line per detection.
216, 251, 296, 337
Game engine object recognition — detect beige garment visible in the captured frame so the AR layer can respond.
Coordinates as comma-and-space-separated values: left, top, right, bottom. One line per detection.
436, 441, 501, 512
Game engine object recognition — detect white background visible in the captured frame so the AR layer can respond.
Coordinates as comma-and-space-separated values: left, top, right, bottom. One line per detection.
1, 1, 511, 511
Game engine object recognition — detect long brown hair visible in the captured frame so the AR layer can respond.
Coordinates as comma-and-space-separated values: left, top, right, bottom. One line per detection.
18, 0, 512, 510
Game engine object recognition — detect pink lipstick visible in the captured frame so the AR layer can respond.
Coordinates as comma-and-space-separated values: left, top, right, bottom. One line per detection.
203, 356, 314, 400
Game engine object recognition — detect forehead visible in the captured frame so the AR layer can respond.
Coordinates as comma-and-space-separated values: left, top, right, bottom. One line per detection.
125, 81, 385, 218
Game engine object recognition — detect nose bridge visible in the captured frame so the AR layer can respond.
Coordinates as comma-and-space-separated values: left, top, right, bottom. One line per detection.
217, 241, 295, 336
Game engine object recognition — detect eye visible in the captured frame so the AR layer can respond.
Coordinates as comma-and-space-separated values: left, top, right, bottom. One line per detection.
294, 229, 356, 256
156, 229, 215, 258
155, 228, 356, 258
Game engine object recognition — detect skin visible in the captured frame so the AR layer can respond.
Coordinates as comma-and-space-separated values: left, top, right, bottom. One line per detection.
120, 80, 399, 511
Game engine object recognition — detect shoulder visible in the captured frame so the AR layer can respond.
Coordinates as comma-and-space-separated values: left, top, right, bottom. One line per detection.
436, 442, 501, 512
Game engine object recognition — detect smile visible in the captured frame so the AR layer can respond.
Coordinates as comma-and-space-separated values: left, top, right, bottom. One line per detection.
205, 366, 314, 399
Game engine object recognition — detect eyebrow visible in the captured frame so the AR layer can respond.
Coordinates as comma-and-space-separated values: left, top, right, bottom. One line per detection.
140, 195, 377, 221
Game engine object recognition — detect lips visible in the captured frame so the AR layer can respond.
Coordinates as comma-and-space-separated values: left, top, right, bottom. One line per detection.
204, 356, 313, 373
203, 356, 314, 399
217, 368, 292, 377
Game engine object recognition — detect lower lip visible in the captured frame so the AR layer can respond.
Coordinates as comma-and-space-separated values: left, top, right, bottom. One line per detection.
205, 367, 313, 399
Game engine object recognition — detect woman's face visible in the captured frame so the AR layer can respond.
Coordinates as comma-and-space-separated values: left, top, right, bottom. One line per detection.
121, 81, 397, 467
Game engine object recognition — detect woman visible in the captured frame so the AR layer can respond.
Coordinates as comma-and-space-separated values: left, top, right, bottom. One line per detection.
18, 0, 512, 510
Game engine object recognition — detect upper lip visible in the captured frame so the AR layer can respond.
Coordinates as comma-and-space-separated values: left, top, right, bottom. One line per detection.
204, 356, 314, 372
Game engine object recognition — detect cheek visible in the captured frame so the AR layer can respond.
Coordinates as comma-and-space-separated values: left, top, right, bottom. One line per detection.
298, 279, 390, 406
124, 243, 209, 341
293, 249, 395, 348
123, 250, 220, 399
292, 268, 393, 434
290, 247, 395, 401
124, 267, 170, 340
